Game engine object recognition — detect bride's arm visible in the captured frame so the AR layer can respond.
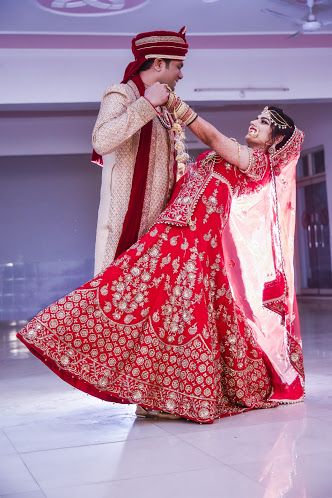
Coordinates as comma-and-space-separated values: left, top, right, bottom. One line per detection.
166, 92, 251, 171
189, 116, 251, 172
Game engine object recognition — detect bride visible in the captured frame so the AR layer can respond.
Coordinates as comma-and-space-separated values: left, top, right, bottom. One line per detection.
17, 95, 305, 424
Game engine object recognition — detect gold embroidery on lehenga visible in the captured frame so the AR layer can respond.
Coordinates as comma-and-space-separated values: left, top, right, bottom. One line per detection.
18, 153, 286, 423
202, 187, 224, 224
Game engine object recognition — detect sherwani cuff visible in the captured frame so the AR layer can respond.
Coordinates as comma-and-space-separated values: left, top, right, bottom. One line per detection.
133, 96, 158, 123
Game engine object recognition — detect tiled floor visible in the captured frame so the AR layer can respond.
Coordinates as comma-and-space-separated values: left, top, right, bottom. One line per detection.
0, 304, 331, 498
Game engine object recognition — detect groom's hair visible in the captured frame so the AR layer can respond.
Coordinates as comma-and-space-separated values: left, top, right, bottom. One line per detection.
139, 58, 172, 72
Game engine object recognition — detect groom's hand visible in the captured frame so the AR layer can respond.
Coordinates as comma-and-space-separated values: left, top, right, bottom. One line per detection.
144, 82, 169, 107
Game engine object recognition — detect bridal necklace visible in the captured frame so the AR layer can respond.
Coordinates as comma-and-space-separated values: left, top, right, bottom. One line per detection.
156, 106, 173, 130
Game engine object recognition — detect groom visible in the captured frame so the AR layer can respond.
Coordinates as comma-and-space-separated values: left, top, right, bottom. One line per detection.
92, 27, 189, 274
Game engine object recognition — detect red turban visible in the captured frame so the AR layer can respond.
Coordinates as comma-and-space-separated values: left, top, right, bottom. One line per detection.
122, 26, 189, 83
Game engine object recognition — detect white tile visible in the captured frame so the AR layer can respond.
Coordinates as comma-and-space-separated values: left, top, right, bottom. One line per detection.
0, 492, 45, 498
0, 455, 39, 495
42, 466, 266, 498
4, 415, 168, 452
231, 451, 332, 498
178, 418, 332, 465
152, 403, 309, 436
21, 436, 217, 489
0, 372, 134, 429
305, 406, 332, 422
1, 303, 332, 498
0, 431, 16, 456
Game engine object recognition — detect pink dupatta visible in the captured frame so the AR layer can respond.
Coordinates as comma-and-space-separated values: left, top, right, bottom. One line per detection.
223, 128, 305, 402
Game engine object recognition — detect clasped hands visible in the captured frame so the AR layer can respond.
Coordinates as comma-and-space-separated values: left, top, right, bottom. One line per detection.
144, 83, 197, 126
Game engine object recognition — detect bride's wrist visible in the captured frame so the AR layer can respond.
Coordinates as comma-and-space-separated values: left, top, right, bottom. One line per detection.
166, 93, 198, 126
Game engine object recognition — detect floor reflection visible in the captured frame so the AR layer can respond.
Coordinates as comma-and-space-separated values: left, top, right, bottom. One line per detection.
258, 418, 307, 498
0, 302, 331, 497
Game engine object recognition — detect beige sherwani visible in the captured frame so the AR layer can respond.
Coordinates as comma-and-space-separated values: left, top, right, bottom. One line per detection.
92, 80, 175, 275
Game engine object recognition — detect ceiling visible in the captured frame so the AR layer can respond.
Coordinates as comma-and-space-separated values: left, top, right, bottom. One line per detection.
1, 0, 332, 49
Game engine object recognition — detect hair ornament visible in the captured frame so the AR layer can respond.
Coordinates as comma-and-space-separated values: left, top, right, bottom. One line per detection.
262, 106, 292, 130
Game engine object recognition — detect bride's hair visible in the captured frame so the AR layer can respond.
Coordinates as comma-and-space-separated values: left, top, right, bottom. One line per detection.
268, 106, 295, 151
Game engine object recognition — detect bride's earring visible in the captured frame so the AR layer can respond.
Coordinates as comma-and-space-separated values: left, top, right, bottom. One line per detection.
268, 143, 276, 155
268, 135, 283, 155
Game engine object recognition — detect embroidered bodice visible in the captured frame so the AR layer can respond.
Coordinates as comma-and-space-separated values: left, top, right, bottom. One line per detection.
157, 127, 304, 228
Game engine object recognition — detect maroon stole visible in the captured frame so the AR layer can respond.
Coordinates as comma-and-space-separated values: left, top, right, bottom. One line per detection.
114, 74, 153, 258
91, 74, 159, 259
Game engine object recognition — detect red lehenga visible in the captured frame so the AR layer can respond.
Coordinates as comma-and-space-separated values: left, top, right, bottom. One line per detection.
17, 128, 305, 424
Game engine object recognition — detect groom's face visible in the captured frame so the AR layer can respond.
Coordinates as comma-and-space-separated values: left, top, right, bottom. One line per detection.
158, 60, 184, 90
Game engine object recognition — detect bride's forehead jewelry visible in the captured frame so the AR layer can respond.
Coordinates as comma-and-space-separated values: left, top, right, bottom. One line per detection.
261, 106, 291, 130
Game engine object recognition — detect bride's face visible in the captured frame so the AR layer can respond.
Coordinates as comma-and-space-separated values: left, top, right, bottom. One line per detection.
245, 111, 273, 149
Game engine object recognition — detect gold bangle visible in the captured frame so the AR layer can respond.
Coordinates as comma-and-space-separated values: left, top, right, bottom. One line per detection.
186, 113, 198, 126
236, 142, 241, 165
246, 147, 253, 172
230, 138, 242, 167
166, 91, 179, 113
175, 101, 188, 116
166, 91, 197, 126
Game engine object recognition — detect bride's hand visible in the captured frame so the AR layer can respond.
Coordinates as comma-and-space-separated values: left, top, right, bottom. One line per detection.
165, 90, 180, 113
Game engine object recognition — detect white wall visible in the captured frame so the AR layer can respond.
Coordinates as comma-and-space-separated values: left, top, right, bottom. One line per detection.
0, 154, 101, 262
1, 47, 332, 104
0, 153, 101, 320
1, 103, 331, 287
0, 111, 96, 156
